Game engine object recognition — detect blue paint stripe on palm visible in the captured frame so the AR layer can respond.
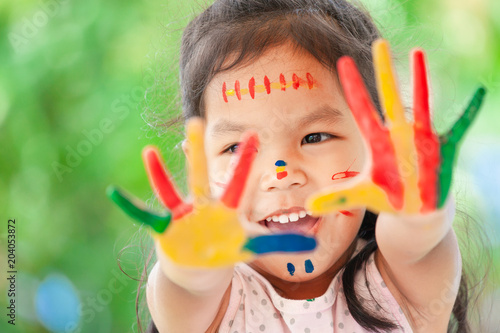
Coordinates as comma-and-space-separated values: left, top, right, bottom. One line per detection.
243, 234, 316, 254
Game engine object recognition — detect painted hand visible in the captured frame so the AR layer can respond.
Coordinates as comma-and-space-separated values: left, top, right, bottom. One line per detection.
307, 39, 486, 215
107, 118, 316, 268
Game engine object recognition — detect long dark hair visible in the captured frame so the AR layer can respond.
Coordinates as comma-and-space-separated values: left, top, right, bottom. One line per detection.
137, 0, 482, 332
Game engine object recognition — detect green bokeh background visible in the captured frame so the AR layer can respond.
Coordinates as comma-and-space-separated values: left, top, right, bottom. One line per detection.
0, 0, 499, 332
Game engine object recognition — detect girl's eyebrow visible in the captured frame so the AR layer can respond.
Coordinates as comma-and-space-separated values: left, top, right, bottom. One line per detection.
210, 119, 247, 138
300, 105, 344, 128
210, 105, 344, 137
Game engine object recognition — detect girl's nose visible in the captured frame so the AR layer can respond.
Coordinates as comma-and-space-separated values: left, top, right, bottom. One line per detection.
259, 159, 307, 192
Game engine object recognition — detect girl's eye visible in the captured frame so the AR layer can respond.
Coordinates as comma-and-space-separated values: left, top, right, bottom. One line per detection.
302, 133, 334, 144
222, 143, 239, 154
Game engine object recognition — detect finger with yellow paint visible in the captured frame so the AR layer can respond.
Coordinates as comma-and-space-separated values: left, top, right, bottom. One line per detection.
307, 181, 396, 216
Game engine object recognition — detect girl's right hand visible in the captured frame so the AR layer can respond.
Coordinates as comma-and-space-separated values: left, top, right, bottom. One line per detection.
107, 118, 316, 268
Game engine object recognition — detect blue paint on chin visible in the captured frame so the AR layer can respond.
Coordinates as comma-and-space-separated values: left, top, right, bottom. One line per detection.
287, 263, 295, 276
305, 259, 314, 273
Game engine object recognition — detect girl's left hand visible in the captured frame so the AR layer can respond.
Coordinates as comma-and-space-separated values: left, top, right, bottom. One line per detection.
307, 39, 486, 215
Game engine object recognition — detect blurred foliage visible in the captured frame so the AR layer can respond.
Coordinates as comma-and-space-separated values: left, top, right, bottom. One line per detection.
0, 0, 498, 332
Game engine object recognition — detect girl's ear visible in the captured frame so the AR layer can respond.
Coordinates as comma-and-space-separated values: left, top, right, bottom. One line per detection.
181, 139, 189, 158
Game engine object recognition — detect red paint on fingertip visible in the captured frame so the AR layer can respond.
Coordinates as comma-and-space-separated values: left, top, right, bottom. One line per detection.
220, 132, 259, 209
249, 77, 255, 99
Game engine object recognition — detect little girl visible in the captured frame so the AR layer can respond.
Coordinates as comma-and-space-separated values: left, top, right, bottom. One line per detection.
108, 0, 486, 332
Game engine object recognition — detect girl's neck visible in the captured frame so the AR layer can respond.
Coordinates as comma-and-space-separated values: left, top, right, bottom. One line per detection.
250, 239, 358, 300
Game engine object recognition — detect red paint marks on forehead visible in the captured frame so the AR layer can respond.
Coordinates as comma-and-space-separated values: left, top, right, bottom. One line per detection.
280, 73, 286, 91
221, 73, 317, 102
292, 73, 300, 89
222, 82, 228, 103
249, 77, 255, 99
264, 76, 271, 94
235, 80, 241, 100
307, 73, 315, 90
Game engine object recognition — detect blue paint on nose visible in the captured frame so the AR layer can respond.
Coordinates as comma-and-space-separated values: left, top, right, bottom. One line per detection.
275, 160, 286, 166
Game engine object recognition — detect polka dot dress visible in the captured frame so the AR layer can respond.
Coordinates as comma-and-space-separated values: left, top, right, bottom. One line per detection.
218, 241, 413, 332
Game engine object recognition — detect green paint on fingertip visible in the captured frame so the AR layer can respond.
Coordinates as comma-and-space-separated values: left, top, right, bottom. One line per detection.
306, 298, 315, 302
441, 86, 486, 145
106, 185, 171, 233
437, 86, 487, 208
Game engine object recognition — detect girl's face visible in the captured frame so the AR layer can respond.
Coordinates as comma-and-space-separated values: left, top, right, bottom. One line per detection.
202, 44, 366, 284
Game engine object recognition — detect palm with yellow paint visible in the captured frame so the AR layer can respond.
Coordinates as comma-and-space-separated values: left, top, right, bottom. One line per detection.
307, 39, 486, 215
107, 118, 316, 268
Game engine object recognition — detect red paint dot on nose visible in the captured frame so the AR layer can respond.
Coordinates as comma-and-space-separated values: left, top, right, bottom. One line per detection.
277, 171, 288, 180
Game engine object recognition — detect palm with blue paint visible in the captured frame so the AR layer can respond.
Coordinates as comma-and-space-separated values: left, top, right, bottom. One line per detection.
107, 118, 316, 267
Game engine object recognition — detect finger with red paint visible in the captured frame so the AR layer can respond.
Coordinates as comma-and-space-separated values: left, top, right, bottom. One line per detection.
220, 131, 259, 208
412, 49, 440, 212
142, 146, 193, 219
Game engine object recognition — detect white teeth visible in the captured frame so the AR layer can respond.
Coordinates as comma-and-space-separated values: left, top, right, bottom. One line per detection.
306, 210, 312, 216
265, 211, 308, 224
